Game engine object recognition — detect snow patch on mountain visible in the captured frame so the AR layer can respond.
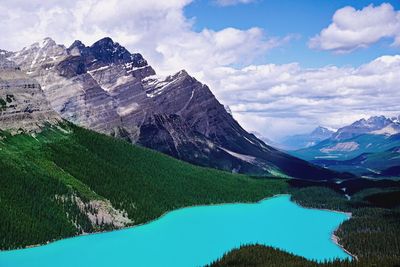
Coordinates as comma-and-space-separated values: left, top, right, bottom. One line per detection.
220, 147, 257, 164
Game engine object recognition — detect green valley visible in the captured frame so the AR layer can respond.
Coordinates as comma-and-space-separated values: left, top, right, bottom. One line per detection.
312, 147, 400, 178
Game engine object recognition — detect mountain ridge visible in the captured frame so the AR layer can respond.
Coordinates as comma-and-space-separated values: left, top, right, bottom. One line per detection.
4, 37, 348, 180
291, 115, 400, 177
0, 60, 287, 250
332, 115, 400, 140
279, 126, 334, 150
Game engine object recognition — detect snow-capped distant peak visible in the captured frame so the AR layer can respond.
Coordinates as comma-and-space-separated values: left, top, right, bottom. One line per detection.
332, 115, 395, 140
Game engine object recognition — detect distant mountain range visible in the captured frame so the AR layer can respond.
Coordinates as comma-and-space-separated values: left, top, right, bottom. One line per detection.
313, 146, 400, 178
290, 115, 400, 177
279, 126, 334, 150
1, 37, 348, 180
332, 115, 400, 140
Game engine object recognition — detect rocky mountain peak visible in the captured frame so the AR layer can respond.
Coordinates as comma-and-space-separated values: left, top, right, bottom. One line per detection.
67, 40, 86, 55
279, 126, 334, 150
333, 115, 398, 140
90, 37, 124, 56
88, 37, 148, 68
1, 37, 344, 180
41, 37, 57, 48
9, 38, 67, 70
26, 37, 57, 50
92, 37, 115, 47
311, 126, 334, 137
349, 116, 391, 129
367, 115, 391, 125
168, 69, 193, 83
176, 69, 189, 77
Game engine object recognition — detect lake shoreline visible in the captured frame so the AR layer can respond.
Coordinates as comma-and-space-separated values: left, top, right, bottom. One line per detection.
331, 232, 358, 261
0, 193, 356, 263
0, 193, 285, 252
288, 199, 355, 261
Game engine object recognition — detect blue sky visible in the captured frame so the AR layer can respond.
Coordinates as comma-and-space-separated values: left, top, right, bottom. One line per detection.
1, 0, 400, 139
186, 0, 400, 68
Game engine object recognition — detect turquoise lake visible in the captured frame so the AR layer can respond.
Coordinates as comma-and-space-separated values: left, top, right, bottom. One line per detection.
0, 195, 351, 267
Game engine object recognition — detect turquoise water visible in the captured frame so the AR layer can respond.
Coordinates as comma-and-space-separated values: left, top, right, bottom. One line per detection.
0, 195, 351, 267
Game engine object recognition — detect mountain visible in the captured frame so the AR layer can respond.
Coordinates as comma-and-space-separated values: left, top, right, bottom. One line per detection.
0, 57, 398, 267
279, 126, 334, 150
250, 131, 281, 148
0, 62, 288, 250
291, 115, 400, 177
332, 115, 399, 140
292, 132, 400, 161
0, 57, 61, 133
5, 37, 346, 180
312, 146, 400, 177
292, 116, 400, 161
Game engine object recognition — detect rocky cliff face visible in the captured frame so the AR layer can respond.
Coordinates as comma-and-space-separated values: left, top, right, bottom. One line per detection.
0, 57, 60, 133
6, 37, 345, 180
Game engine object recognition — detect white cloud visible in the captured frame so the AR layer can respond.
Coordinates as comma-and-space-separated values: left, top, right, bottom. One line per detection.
214, 0, 257, 6
202, 55, 400, 140
309, 3, 400, 53
0, 0, 288, 76
1, 0, 399, 140
156, 27, 289, 75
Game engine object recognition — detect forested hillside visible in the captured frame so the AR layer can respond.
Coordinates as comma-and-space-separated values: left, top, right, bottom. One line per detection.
210, 181, 400, 267
0, 123, 287, 250
2, 123, 399, 266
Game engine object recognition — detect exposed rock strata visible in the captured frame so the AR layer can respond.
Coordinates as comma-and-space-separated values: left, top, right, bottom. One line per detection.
0, 57, 61, 133
6, 37, 344, 179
